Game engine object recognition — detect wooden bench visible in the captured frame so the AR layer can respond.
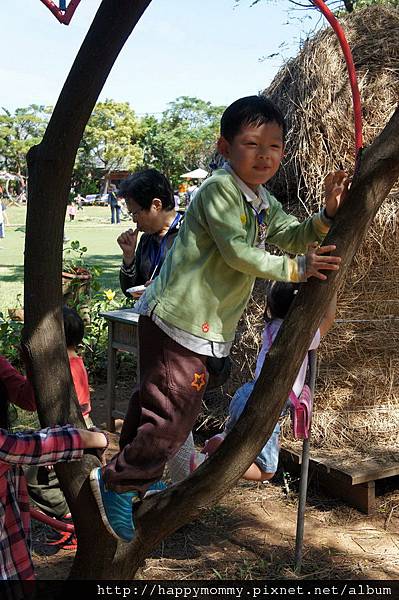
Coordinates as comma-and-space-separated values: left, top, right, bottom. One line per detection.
280, 446, 399, 514
100, 309, 139, 432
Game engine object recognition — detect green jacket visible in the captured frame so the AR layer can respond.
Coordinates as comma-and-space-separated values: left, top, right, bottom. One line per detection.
145, 169, 329, 343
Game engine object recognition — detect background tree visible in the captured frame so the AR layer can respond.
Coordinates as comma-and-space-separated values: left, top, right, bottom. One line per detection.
77, 99, 143, 188
0, 105, 49, 179
140, 96, 224, 185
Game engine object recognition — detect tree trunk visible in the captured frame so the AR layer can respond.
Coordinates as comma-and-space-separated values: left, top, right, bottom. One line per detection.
22, 0, 152, 579
22, 0, 399, 581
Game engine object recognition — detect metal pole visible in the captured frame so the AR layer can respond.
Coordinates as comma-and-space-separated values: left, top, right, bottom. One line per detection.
294, 349, 317, 572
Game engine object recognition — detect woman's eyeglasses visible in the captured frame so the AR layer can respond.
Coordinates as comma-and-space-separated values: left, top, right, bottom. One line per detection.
129, 207, 144, 219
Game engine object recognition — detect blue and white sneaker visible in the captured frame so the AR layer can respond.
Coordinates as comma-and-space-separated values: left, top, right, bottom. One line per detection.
90, 467, 139, 542
144, 480, 167, 498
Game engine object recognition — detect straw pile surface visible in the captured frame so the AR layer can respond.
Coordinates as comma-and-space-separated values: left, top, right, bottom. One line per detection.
215, 5, 399, 462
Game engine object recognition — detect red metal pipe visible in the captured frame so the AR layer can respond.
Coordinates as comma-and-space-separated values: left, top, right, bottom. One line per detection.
30, 507, 75, 534
311, 0, 363, 157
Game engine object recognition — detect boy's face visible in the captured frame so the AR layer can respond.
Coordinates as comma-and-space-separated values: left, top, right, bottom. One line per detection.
217, 121, 284, 191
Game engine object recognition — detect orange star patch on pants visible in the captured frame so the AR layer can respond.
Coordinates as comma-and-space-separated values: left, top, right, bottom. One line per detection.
191, 372, 207, 392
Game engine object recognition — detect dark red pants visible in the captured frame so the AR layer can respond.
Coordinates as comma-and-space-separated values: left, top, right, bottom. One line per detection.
104, 316, 208, 493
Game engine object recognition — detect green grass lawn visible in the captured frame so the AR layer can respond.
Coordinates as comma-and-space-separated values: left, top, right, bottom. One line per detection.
0, 205, 132, 315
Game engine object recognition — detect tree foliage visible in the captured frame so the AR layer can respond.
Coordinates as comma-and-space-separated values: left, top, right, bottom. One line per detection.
0, 105, 50, 176
78, 100, 143, 175
140, 96, 225, 185
0, 97, 224, 190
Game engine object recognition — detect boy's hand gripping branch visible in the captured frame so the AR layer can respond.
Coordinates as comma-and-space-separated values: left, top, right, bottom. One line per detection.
305, 243, 341, 281
324, 170, 349, 218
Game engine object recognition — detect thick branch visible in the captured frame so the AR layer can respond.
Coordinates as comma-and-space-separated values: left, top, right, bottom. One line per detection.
115, 106, 399, 578
24, 0, 152, 423
22, 0, 152, 580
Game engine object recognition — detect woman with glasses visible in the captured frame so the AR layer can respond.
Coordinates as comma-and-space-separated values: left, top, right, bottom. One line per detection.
117, 169, 184, 299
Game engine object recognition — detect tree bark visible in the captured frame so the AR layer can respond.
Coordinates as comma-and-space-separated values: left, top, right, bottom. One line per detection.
22, 0, 399, 581
22, 0, 152, 579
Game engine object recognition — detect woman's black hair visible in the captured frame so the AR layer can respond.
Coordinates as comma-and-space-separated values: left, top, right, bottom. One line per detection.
264, 281, 301, 321
220, 95, 286, 143
118, 169, 175, 211
63, 306, 84, 348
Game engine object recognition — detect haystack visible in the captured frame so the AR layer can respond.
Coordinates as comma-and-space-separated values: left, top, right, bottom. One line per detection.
224, 5, 399, 461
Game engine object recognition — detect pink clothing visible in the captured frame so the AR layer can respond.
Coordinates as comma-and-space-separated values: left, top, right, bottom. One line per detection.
67, 205, 77, 216
0, 357, 36, 412
69, 356, 91, 416
254, 319, 320, 397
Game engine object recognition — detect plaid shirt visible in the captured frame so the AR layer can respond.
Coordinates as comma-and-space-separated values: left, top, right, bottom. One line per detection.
0, 425, 84, 580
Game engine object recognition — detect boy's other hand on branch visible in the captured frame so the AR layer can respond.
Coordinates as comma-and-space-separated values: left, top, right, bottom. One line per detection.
305, 243, 341, 281
324, 170, 349, 218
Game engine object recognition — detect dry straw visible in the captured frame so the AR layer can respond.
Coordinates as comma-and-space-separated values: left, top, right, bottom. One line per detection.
200, 6, 399, 460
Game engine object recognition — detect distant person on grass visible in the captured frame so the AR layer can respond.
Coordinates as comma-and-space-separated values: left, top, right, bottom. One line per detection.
90, 94, 347, 543
191, 282, 337, 482
108, 185, 121, 224
0, 202, 4, 239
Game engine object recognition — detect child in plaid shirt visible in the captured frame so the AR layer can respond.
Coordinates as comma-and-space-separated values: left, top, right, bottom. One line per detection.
0, 355, 107, 581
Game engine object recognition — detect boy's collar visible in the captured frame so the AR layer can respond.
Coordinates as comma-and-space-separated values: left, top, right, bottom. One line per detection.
223, 162, 269, 210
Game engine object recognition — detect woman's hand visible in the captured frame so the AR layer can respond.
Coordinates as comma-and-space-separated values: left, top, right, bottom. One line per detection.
132, 279, 153, 299
117, 228, 140, 266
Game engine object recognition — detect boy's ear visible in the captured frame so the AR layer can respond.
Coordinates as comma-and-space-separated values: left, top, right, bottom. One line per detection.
217, 136, 230, 159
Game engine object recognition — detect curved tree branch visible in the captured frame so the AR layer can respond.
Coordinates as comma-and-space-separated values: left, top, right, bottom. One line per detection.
22, 0, 152, 579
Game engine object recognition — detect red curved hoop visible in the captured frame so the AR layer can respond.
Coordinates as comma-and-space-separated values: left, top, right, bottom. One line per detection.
39, 0, 82, 26
311, 0, 363, 159
30, 507, 75, 533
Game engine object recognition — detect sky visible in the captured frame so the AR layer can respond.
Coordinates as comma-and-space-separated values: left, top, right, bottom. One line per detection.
0, 0, 321, 116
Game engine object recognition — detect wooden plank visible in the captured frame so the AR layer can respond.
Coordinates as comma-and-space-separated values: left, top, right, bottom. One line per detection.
281, 445, 399, 485
106, 323, 116, 433
341, 461, 399, 485
280, 447, 353, 485
100, 309, 140, 325
280, 446, 376, 514
112, 321, 138, 349
313, 470, 376, 514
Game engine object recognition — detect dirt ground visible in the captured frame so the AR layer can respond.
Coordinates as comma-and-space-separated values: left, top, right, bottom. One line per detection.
31, 380, 399, 581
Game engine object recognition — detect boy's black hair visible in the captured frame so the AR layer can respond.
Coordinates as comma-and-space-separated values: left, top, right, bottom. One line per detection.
264, 282, 300, 321
118, 169, 175, 211
63, 306, 84, 348
220, 95, 286, 143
